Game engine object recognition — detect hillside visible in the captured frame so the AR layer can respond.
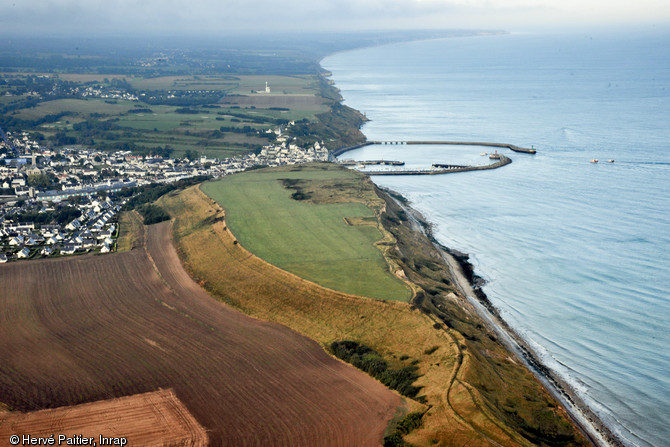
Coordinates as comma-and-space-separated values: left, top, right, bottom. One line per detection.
160, 164, 589, 447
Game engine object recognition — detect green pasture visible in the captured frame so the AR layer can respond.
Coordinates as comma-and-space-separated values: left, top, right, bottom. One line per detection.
126, 74, 319, 95
201, 165, 411, 301
116, 110, 229, 132
14, 98, 137, 120
129, 75, 237, 91
229, 75, 319, 94
218, 107, 317, 121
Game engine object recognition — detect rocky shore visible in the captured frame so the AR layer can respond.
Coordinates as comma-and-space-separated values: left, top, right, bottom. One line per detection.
377, 185, 625, 447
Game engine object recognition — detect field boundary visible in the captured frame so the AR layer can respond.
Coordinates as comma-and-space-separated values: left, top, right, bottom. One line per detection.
0, 389, 209, 447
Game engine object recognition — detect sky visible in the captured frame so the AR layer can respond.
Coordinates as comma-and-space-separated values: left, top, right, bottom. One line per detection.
2, 0, 670, 36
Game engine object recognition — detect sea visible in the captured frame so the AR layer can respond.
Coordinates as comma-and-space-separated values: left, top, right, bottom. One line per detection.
322, 29, 670, 447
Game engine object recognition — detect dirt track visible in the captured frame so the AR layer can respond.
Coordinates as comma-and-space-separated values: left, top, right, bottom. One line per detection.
0, 222, 400, 446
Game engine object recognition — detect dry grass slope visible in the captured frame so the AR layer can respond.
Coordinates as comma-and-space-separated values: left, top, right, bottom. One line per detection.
161, 182, 586, 447
116, 210, 143, 252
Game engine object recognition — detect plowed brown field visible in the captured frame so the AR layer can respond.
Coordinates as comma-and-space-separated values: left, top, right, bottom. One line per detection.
0, 389, 208, 446
0, 222, 401, 446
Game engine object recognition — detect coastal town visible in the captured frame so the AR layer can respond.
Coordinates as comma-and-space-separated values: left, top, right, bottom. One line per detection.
0, 125, 329, 262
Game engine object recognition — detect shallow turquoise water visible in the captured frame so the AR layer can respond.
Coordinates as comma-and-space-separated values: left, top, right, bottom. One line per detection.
323, 30, 670, 447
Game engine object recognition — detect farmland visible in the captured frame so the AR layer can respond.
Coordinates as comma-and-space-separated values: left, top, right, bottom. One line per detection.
128, 74, 321, 95
2, 72, 331, 159
0, 221, 401, 446
200, 164, 411, 300
162, 172, 589, 447
0, 389, 208, 446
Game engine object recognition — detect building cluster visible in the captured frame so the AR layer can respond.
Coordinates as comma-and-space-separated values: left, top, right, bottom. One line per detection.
0, 126, 330, 263
2, 83, 138, 102
79, 86, 139, 101
0, 198, 120, 263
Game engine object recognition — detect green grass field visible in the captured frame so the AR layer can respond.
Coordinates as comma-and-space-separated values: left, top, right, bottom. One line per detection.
127, 74, 318, 94
13, 98, 137, 120
200, 165, 411, 301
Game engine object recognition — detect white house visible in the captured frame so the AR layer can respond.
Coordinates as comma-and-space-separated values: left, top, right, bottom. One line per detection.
9, 235, 24, 246
60, 245, 77, 255
66, 219, 82, 231
17, 247, 30, 258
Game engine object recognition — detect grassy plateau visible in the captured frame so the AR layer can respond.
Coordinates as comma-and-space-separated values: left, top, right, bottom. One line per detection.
200, 163, 411, 300
158, 163, 589, 447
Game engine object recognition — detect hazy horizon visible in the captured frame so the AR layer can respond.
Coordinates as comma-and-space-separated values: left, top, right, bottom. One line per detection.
2, 0, 669, 38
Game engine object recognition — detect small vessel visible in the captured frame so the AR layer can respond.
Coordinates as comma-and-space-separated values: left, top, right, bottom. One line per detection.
608, 159, 615, 163
480, 152, 488, 156
590, 159, 599, 163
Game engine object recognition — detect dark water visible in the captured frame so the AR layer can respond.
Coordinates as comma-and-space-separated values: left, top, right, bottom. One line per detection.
323, 30, 670, 447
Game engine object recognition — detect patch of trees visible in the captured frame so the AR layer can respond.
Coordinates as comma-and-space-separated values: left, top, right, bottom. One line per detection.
135, 145, 173, 158
14, 204, 81, 227
175, 108, 204, 114
126, 108, 153, 114
52, 132, 77, 146
137, 203, 170, 225
121, 176, 210, 210
72, 118, 122, 135
141, 91, 222, 106
27, 173, 58, 189
0, 111, 75, 131
383, 412, 424, 447
183, 149, 200, 161
216, 111, 288, 126
330, 341, 423, 400
217, 125, 258, 134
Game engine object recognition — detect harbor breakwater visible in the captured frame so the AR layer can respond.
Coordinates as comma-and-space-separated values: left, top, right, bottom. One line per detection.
332, 141, 532, 175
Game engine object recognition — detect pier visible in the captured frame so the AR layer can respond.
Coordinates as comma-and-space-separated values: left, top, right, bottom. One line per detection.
340, 159, 405, 166
432, 163, 469, 169
364, 155, 511, 176
331, 139, 534, 176
373, 141, 536, 154
331, 140, 536, 157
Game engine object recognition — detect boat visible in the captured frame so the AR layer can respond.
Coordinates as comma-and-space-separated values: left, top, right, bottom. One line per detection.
608, 159, 615, 163
480, 152, 488, 156
590, 159, 599, 163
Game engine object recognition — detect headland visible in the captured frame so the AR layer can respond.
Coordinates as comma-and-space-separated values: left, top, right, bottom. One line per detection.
382, 187, 625, 447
